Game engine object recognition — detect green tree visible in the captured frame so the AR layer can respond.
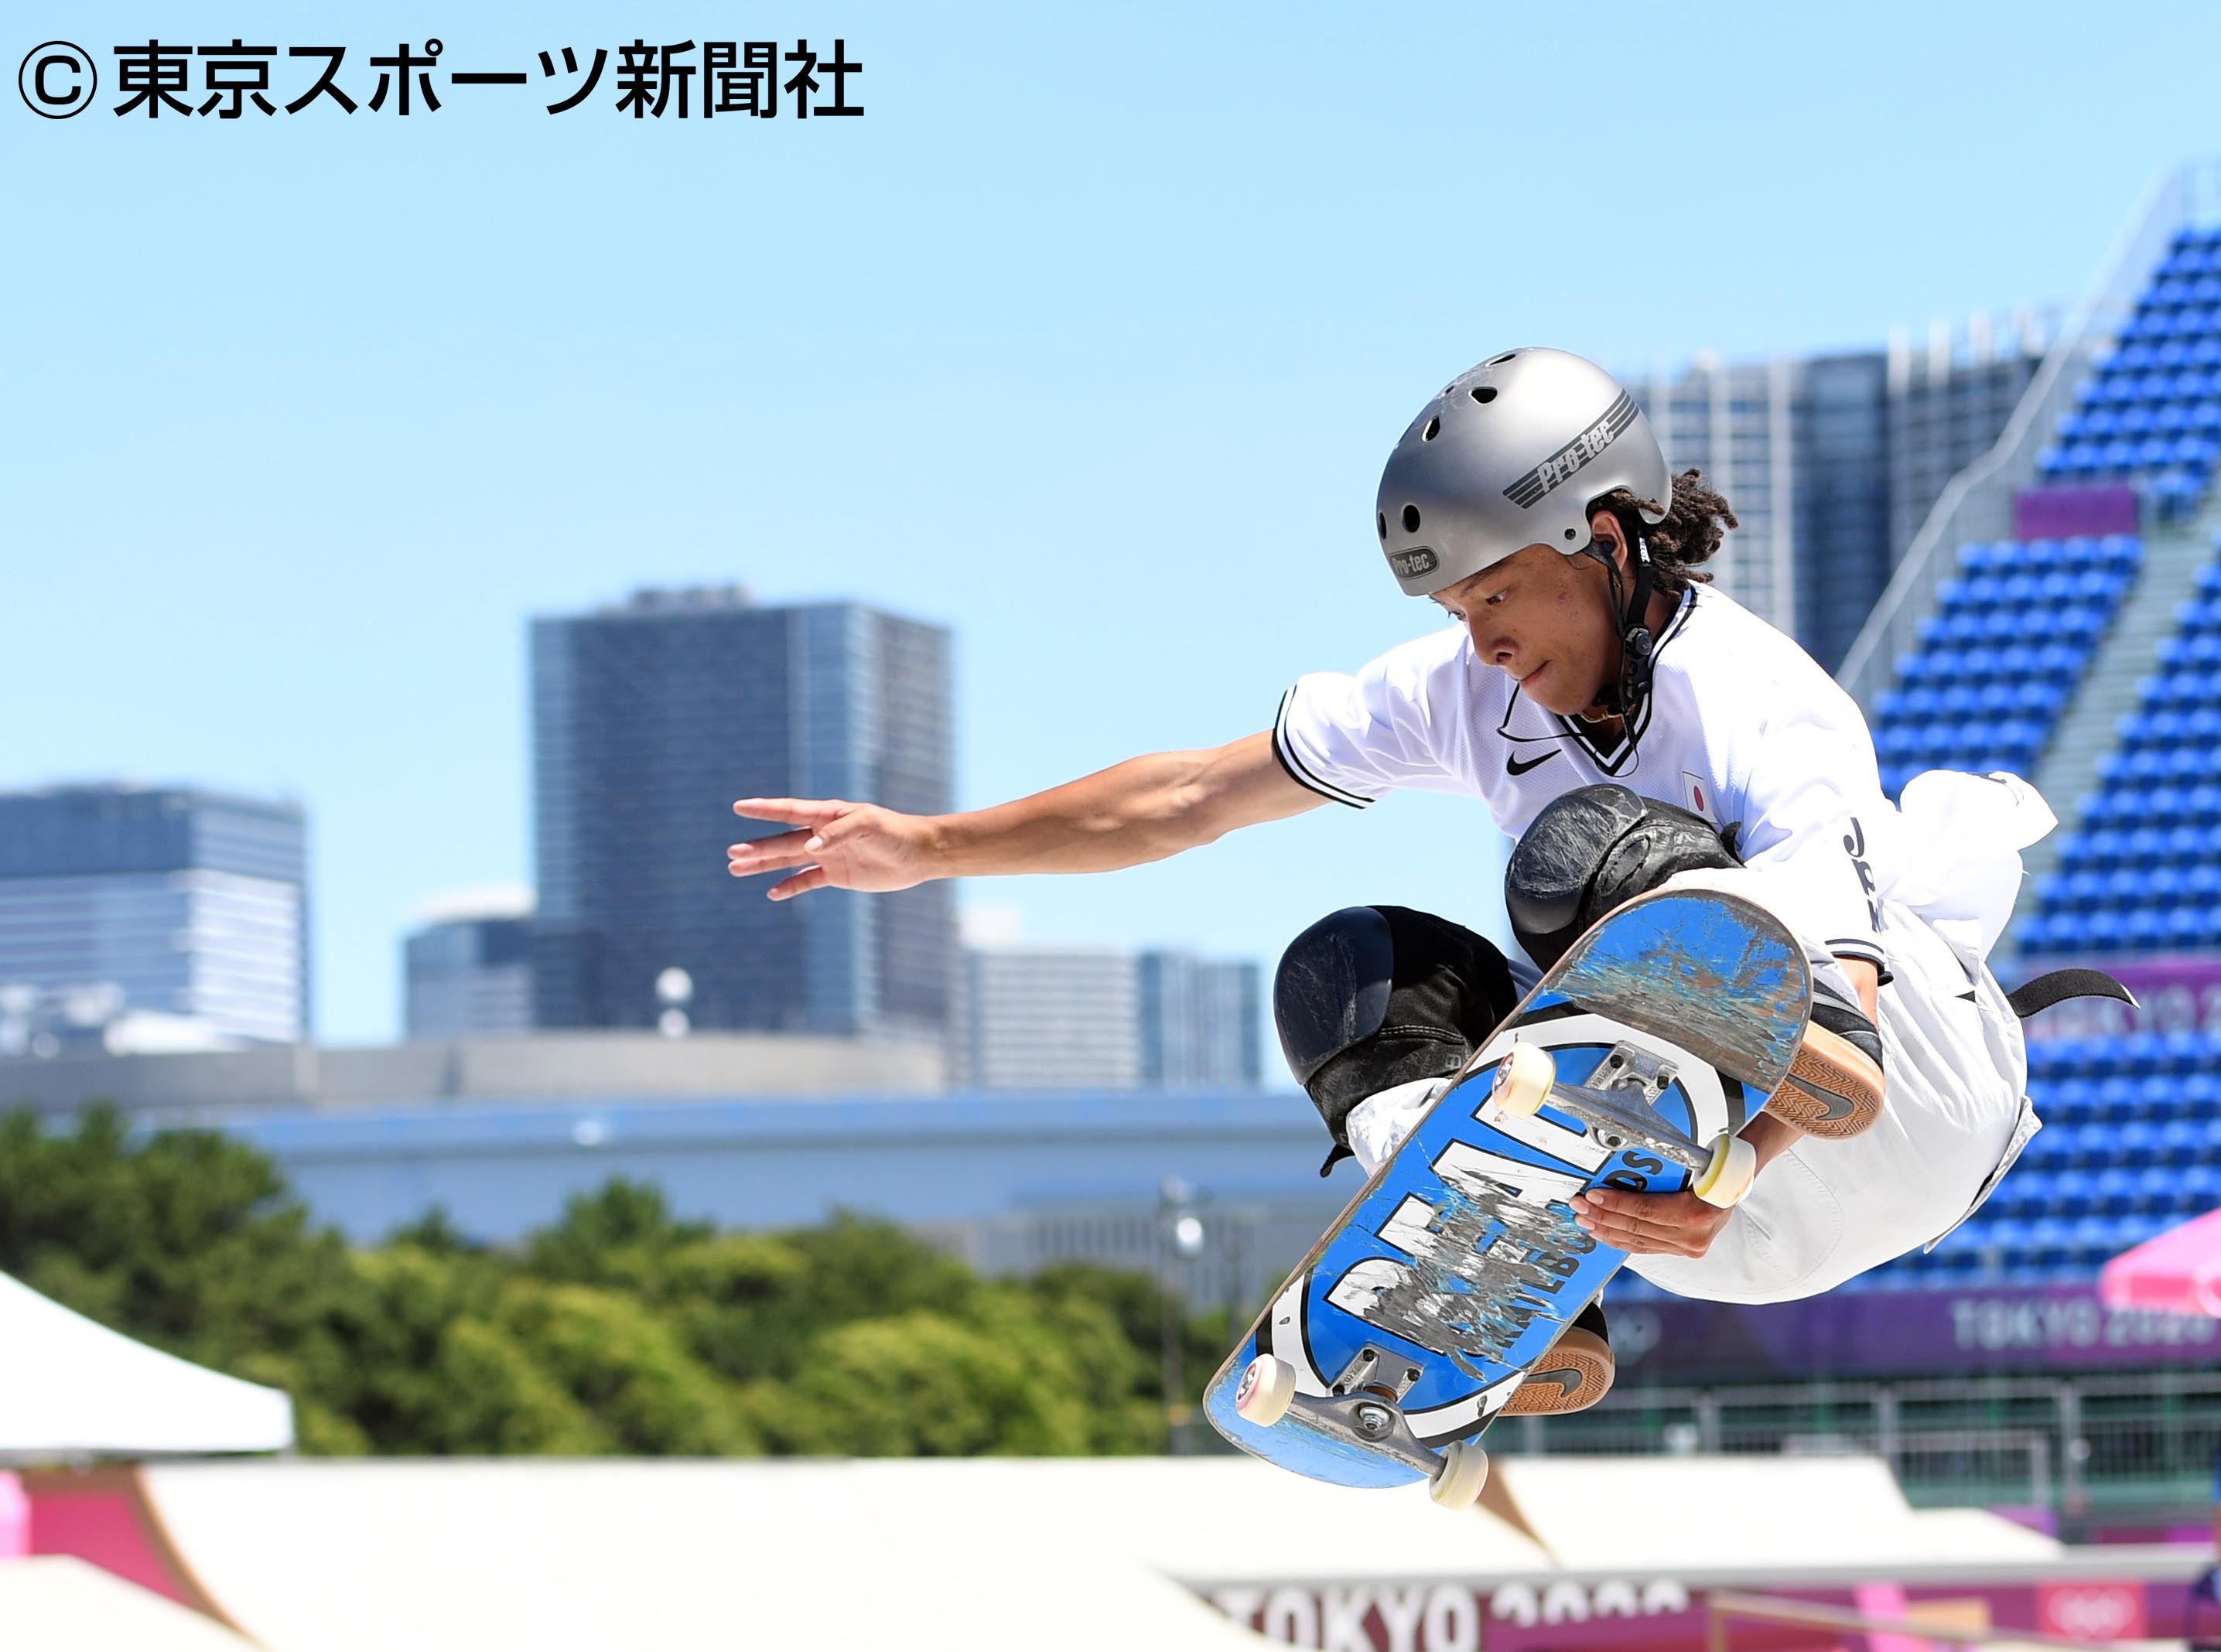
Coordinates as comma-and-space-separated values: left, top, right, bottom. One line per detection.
0, 1108, 1231, 1461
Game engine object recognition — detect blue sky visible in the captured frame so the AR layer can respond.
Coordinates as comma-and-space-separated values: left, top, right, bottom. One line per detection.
6, 2, 2217, 1043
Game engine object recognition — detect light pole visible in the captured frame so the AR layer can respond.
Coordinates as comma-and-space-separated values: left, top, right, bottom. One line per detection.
1159, 1176, 1205, 1453
655, 967, 693, 1037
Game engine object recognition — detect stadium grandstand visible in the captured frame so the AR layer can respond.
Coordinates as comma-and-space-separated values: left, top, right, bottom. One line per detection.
1553, 163, 2221, 1537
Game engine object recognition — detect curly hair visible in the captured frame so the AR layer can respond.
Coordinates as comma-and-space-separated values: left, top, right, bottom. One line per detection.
1592, 469, 1738, 597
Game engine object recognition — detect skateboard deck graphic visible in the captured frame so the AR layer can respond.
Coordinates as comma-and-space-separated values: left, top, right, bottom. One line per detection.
1201, 889, 1810, 1499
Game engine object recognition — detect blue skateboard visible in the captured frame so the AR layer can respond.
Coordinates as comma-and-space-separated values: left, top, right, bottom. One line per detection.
1202, 888, 1810, 1507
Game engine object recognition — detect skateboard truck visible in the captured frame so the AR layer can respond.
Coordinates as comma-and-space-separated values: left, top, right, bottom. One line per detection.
1491, 1043, 1757, 1209
1329, 1345, 1421, 1401
1233, 1355, 1491, 1509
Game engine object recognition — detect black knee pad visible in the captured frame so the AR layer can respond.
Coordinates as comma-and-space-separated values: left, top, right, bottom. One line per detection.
1505, 783, 1741, 971
1274, 906, 1518, 1174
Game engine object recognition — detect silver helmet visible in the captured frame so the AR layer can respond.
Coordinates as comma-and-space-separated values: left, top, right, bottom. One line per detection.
1375, 347, 1673, 598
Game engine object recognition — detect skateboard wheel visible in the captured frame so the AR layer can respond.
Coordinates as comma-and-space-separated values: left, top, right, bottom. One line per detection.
1234, 1354, 1296, 1426
1692, 1132, 1757, 1209
1489, 1044, 1554, 1119
1429, 1441, 1489, 1509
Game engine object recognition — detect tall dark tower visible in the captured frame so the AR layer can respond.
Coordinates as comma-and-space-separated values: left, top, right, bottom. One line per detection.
529, 587, 955, 1040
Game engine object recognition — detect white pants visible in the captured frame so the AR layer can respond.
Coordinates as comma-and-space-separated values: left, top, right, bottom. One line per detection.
1348, 826, 2040, 1306
1626, 879, 2028, 1303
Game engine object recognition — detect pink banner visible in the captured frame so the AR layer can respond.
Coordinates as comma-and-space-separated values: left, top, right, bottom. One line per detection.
0, 1473, 26, 1560
2013, 484, 2139, 540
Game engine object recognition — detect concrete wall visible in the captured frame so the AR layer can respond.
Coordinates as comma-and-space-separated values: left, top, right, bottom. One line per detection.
0, 1032, 945, 1114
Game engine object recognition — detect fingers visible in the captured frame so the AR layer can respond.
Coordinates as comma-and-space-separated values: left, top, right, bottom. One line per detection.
1571, 1189, 1718, 1258
767, 865, 828, 902
732, 797, 847, 828
728, 826, 822, 877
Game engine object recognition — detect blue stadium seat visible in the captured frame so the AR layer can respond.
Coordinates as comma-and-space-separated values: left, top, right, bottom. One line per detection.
2086, 1120, 2130, 1166
2159, 1029, 2207, 1073
2095, 1072, 2142, 1117
2117, 1120, 2165, 1167
2181, 1070, 2221, 1113
2137, 1072, 2184, 1117
2159, 1120, 2205, 1166
2015, 1130, 2056, 1171
2183, 1163, 2221, 1210
2090, 1166, 2138, 1216
2029, 1217, 2080, 1271
2123, 909, 2170, 950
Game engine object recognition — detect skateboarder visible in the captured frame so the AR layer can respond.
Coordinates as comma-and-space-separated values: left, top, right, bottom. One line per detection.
728, 346, 2076, 1418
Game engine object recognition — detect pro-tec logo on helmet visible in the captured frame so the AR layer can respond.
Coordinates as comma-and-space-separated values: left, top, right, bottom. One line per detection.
1389, 548, 1438, 579
1503, 391, 1640, 510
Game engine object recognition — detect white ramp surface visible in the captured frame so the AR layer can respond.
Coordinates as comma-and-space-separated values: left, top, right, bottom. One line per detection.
0, 1271, 292, 1459
0, 1556, 261, 1651
141, 1459, 1278, 1652
1488, 1456, 2062, 1572
999, 1456, 1550, 1580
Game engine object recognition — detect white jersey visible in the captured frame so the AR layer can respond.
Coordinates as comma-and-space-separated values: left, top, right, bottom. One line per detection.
1274, 583, 1888, 981
1283, 583, 2052, 1305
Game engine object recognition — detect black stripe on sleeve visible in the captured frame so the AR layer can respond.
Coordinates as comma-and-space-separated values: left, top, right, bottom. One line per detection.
1826, 940, 1893, 987
1273, 689, 1375, 809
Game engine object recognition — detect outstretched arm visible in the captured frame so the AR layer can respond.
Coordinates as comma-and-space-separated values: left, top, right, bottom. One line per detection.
727, 730, 1323, 901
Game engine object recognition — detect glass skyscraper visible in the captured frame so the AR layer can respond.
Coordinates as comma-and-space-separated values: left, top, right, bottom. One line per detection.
1139, 951, 1261, 1090
529, 586, 955, 1039
0, 784, 309, 1045
955, 944, 1263, 1091
1635, 312, 2051, 672
405, 910, 535, 1038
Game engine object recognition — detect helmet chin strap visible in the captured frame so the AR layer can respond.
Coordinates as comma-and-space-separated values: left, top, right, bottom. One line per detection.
1578, 528, 1657, 729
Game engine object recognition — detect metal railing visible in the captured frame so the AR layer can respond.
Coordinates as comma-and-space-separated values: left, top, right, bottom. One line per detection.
1836, 160, 2210, 715
1493, 1368, 2221, 1519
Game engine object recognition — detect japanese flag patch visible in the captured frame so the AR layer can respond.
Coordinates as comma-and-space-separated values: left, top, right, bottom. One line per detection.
1682, 772, 1714, 820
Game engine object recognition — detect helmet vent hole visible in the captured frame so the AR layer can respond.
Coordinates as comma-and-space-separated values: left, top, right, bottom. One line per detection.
1565, 528, 1579, 541
1376, 512, 1387, 542
1486, 351, 1519, 366
1402, 505, 1423, 534
1422, 417, 1440, 442
1471, 386, 1498, 404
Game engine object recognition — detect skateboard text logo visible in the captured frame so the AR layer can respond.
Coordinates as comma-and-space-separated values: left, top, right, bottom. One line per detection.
1326, 1084, 1601, 1377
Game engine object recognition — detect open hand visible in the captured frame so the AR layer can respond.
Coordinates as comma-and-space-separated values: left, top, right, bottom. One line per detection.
1570, 1186, 1732, 1259
727, 798, 935, 901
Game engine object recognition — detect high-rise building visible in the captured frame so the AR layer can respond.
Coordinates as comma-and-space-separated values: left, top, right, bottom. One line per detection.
404, 893, 535, 1039
0, 784, 308, 1046
956, 944, 1262, 1091
530, 586, 955, 1040
1642, 353, 1799, 637
1792, 352, 1895, 674
1140, 951, 1262, 1089
1884, 316, 2052, 568
962, 945, 1141, 1090
1634, 312, 2051, 671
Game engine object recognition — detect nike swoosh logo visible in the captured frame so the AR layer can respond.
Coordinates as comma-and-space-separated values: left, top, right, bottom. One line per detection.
1507, 749, 1560, 777
1788, 1076, 1856, 1120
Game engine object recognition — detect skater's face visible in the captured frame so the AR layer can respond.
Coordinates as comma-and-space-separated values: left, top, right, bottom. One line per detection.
1430, 512, 1628, 716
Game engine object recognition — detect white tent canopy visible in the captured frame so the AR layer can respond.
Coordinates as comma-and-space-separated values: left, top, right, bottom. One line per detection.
0, 1271, 292, 1461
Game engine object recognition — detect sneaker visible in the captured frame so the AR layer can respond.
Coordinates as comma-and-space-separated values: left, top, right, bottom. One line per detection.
1765, 981, 1886, 1140
1505, 1300, 1614, 1415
